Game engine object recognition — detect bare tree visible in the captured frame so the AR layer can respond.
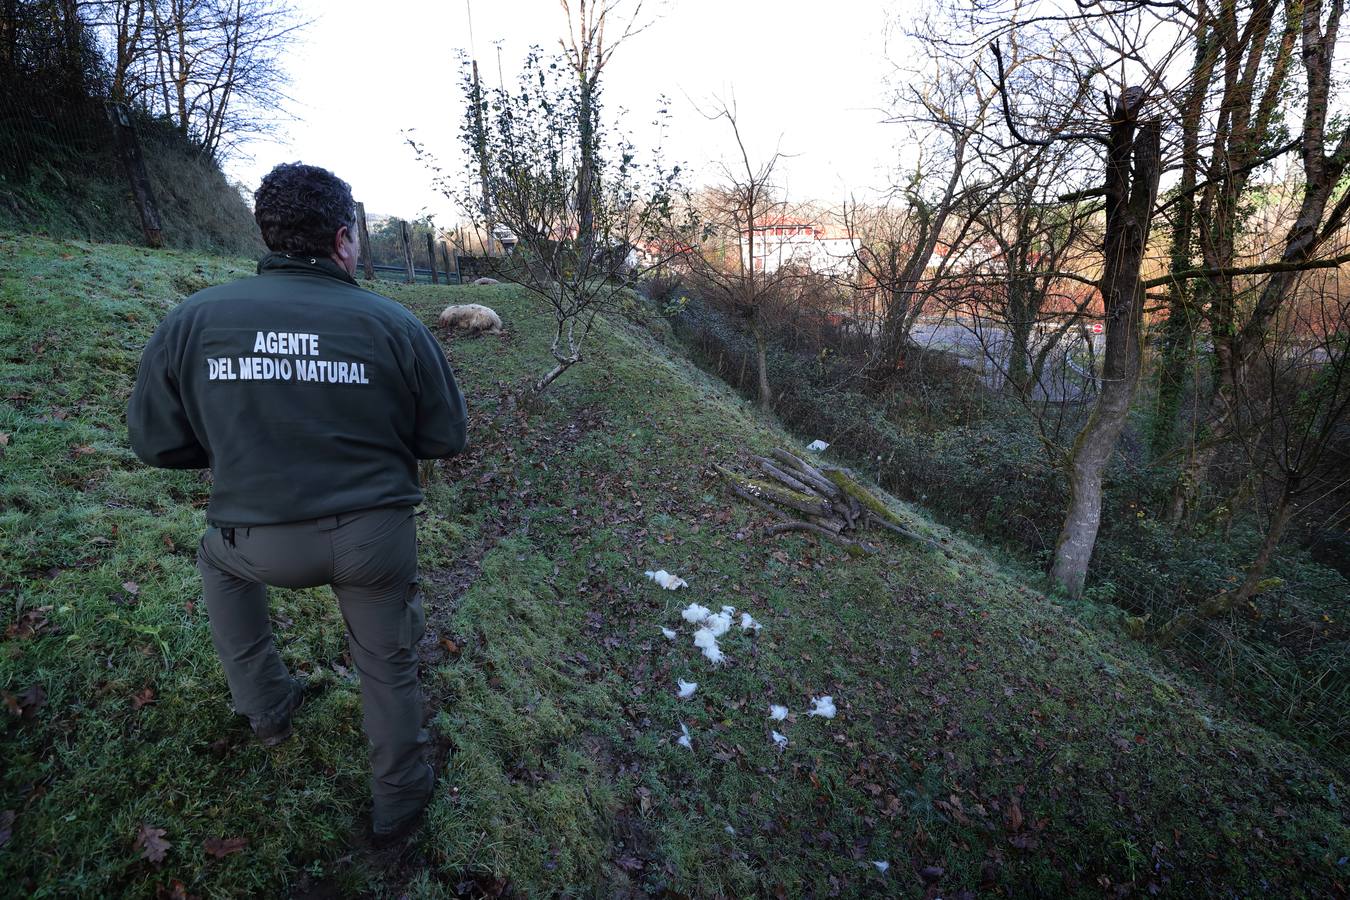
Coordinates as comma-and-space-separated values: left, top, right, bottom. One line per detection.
676, 98, 794, 411
1162, 272, 1350, 635
843, 32, 1004, 386
82, 0, 302, 158
1160, 0, 1350, 522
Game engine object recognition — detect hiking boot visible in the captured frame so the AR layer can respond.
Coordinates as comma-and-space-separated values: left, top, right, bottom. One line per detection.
250, 677, 306, 748
370, 763, 435, 849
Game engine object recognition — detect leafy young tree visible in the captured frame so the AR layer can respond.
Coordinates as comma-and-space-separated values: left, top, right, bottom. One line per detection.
432, 48, 689, 393
557, 0, 651, 253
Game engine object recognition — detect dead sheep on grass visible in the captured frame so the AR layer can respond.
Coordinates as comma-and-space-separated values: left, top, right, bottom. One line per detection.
472, 276, 500, 285
438, 303, 503, 336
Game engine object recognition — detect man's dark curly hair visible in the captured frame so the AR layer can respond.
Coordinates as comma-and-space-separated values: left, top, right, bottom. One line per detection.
253, 163, 356, 256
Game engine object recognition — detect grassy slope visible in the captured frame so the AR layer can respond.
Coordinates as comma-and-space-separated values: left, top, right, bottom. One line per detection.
0, 233, 1346, 898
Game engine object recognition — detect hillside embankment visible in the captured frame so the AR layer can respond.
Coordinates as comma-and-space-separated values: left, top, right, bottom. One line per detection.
0, 234, 1346, 897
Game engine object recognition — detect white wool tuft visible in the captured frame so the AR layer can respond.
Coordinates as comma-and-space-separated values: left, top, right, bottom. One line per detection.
660, 626, 677, 640
769, 704, 788, 721
721, 604, 736, 614
771, 730, 788, 750
645, 569, 688, 590
692, 628, 726, 665
806, 439, 830, 452
807, 695, 837, 719
680, 603, 712, 624
740, 613, 762, 632
872, 861, 889, 873
677, 679, 698, 699
705, 611, 733, 637
676, 722, 692, 749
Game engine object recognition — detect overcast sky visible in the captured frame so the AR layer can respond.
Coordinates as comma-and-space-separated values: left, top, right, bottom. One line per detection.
227, 0, 917, 222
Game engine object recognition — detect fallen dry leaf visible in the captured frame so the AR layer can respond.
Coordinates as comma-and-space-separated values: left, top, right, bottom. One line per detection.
122, 581, 140, 596
155, 879, 195, 900
438, 636, 461, 656
134, 824, 170, 864
3, 684, 46, 720
132, 687, 156, 710
203, 835, 247, 858
5, 606, 52, 641
0, 809, 14, 847
1008, 801, 1024, 832
0, 432, 8, 459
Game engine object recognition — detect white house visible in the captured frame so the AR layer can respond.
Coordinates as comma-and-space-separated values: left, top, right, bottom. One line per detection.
740, 219, 859, 277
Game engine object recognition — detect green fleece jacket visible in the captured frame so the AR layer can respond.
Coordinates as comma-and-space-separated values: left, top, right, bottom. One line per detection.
127, 253, 467, 527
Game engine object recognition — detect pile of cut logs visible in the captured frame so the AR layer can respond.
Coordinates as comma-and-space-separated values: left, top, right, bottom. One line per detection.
716, 448, 949, 558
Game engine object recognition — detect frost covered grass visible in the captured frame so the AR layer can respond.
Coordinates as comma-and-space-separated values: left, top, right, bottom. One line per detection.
1, 234, 1348, 897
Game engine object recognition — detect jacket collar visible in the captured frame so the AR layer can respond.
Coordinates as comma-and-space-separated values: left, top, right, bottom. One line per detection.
257, 252, 359, 286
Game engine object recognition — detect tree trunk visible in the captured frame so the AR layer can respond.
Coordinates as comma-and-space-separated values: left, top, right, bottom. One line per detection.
1007, 278, 1034, 395
534, 358, 576, 394
752, 322, 773, 410
1051, 104, 1161, 599
1230, 476, 1299, 606
577, 74, 596, 255
1168, 0, 1347, 519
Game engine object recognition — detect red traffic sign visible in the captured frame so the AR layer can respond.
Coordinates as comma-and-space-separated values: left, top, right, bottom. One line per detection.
1091, 322, 1104, 334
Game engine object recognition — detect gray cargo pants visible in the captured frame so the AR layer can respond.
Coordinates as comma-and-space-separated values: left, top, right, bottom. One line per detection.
197, 505, 430, 830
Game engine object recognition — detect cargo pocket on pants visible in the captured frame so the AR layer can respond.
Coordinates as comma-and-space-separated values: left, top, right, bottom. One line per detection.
398, 582, 426, 651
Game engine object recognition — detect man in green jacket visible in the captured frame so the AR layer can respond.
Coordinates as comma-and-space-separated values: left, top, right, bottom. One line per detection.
127, 162, 467, 845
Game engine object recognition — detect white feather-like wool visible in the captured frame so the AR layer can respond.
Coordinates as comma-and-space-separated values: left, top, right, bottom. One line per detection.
704, 611, 733, 637
740, 613, 762, 632
807, 696, 837, 719
660, 626, 677, 640
677, 722, 692, 749
769, 705, 788, 721
692, 628, 725, 664
646, 569, 688, 591
677, 679, 698, 698
438, 303, 503, 335
771, 730, 788, 750
873, 861, 889, 873
680, 602, 712, 624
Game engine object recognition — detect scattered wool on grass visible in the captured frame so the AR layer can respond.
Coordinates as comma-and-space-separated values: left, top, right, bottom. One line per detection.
680, 603, 712, 624
704, 611, 733, 637
692, 627, 725, 664
677, 679, 698, 698
740, 613, 762, 632
646, 569, 688, 590
769, 705, 788, 721
660, 626, 677, 640
771, 730, 788, 750
808, 695, 837, 718
677, 722, 692, 749
873, 861, 889, 873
